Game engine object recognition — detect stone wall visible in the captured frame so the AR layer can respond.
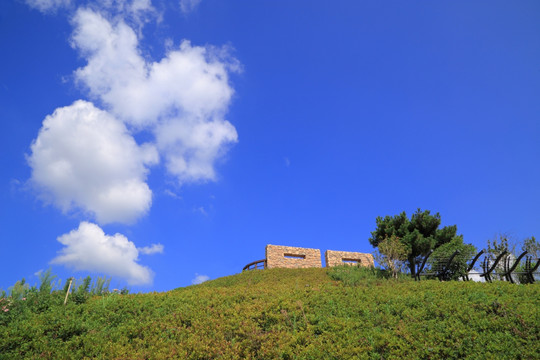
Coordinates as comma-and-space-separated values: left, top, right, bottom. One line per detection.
254, 245, 373, 270
265, 244, 322, 269
325, 250, 374, 268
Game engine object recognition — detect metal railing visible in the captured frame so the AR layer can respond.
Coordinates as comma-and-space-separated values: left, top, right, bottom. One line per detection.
415, 249, 540, 283
243, 259, 267, 271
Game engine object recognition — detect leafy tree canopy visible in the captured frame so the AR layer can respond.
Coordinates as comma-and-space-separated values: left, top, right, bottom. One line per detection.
369, 209, 464, 275
522, 236, 540, 258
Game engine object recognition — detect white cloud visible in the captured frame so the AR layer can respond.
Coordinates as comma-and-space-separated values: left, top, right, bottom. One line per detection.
164, 189, 182, 199
98, 0, 155, 13
155, 116, 237, 182
180, 0, 202, 14
191, 273, 209, 285
26, 0, 70, 13
93, 0, 155, 15
71, 8, 239, 184
24, 0, 239, 288
138, 243, 164, 255
128, 0, 155, 21
51, 222, 154, 285
28, 100, 158, 224
93, 0, 158, 27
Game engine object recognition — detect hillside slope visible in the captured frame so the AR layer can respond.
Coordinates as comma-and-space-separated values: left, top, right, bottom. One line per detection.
1, 267, 539, 359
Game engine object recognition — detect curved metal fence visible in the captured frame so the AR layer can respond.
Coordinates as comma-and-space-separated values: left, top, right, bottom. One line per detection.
243, 259, 267, 271
416, 250, 540, 284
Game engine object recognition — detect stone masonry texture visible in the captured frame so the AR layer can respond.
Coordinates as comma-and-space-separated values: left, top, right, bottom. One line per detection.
266, 245, 322, 269
325, 250, 374, 268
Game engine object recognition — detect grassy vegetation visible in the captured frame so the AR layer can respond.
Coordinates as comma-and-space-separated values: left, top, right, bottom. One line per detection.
1, 267, 539, 359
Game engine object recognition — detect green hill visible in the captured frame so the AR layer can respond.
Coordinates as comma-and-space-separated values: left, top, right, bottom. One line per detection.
1, 267, 539, 359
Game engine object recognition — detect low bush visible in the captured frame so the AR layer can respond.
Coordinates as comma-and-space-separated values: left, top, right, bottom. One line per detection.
327, 264, 412, 285
0, 268, 538, 359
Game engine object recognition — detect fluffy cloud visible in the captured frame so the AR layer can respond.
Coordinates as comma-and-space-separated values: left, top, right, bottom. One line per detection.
180, 0, 202, 14
28, 100, 158, 224
71, 8, 238, 183
26, 2, 239, 285
25, 0, 70, 13
191, 273, 210, 285
155, 116, 237, 182
138, 243, 164, 255
51, 222, 161, 285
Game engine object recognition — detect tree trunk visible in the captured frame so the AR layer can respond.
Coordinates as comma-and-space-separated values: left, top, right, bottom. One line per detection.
409, 256, 416, 277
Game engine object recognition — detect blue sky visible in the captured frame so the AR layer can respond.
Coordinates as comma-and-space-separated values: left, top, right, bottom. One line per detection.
1, 0, 539, 292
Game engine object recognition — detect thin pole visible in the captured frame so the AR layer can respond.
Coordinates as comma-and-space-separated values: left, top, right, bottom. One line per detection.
64, 277, 73, 305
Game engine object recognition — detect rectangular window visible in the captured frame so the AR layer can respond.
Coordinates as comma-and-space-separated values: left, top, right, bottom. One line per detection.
284, 254, 306, 259
342, 258, 361, 264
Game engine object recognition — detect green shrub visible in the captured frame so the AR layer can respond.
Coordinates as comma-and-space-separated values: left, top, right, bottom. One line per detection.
91, 277, 111, 296
38, 268, 58, 295
328, 264, 411, 285
72, 276, 92, 305
0, 268, 538, 359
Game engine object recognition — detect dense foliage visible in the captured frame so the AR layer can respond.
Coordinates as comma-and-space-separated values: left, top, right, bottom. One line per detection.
427, 237, 478, 280
522, 236, 540, 258
372, 235, 407, 279
369, 209, 474, 276
1, 267, 538, 359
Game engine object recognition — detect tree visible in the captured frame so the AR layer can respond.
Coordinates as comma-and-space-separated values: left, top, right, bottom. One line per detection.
487, 233, 515, 257
373, 235, 407, 279
38, 268, 57, 295
369, 209, 466, 276
522, 236, 539, 258
485, 233, 539, 282
429, 237, 477, 280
